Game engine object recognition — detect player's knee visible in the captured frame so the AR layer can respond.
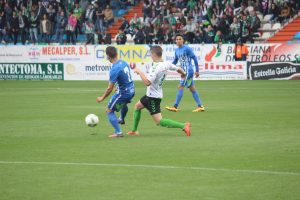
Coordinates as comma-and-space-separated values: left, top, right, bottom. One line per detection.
135, 102, 143, 109
155, 120, 160, 126
106, 108, 113, 113
189, 86, 196, 92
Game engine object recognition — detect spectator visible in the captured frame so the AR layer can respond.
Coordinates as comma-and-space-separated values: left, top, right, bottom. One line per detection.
116, 28, 126, 44
261, 0, 269, 15
40, 13, 51, 44
269, 2, 280, 22
204, 24, 215, 43
54, 10, 67, 44
155, 0, 162, 16
278, 2, 291, 23
154, 25, 164, 44
102, 29, 112, 44
104, 5, 114, 27
46, 4, 56, 36
214, 4, 224, 18
164, 28, 173, 44
21, 5, 30, 18
210, 13, 218, 28
29, 11, 39, 44
187, 0, 197, 12
182, 18, 196, 43
240, 14, 249, 43
73, 3, 83, 38
0, 10, 7, 44
120, 0, 131, 9
11, 11, 19, 45
18, 9, 28, 45
37, 1, 46, 20
94, 2, 104, 34
143, 0, 152, 19
66, 10, 77, 44
134, 27, 145, 44
230, 16, 240, 43
177, 13, 187, 26
234, 38, 249, 61
130, 13, 142, 29
143, 23, 154, 44
84, 3, 95, 24
85, 19, 95, 45
214, 30, 223, 52
168, 13, 177, 26
217, 15, 229, 38
193, 29, 204, 43
176, 0, 186, 10
214, 30, 223, 42
249, 10, 260, 32
119, 16, 130, 33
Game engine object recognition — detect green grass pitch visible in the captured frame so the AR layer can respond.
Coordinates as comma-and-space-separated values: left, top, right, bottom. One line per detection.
0, 80, 299, 200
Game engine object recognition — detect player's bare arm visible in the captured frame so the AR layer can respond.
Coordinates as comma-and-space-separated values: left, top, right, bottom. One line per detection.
177, 68, 186, 79
134, 67, 151, 86
96, 83, 115, 103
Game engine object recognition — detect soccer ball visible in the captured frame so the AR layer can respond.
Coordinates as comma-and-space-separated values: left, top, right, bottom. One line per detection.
85, 114, 99, 127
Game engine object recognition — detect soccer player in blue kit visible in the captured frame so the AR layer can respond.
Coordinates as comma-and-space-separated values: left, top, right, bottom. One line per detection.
165, 34, 205, 112
96, 46, 135, 138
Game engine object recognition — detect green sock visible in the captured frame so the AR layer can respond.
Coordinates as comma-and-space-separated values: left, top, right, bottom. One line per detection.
132, 109, 141, 131
159, 118, 184, 129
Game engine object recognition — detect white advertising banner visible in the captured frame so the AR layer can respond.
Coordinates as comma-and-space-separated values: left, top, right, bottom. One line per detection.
201, 43, 300, 63
2, 44, 299, 81
0, 45, 95, 62
198, 61, 247, 80
64, 62, 111, 80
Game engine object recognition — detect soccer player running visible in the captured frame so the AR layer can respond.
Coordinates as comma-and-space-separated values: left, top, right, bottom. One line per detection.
96, 46, 135, 138
127, 46, 191, 136
165, 34, 205, 112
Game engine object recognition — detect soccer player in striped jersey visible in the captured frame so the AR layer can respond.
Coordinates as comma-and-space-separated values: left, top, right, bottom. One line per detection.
165, 34, 205, 112
127, 46, 191, 136
96, 46, 135, 138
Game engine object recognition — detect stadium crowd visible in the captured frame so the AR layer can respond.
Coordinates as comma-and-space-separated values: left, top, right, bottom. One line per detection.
0, 0, 299, 45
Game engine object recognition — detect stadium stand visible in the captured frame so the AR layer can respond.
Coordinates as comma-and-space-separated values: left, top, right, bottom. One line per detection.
0, 0, 299, 45
268, 14, 300, 43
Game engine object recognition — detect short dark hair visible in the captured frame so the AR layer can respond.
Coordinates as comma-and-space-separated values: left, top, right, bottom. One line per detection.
175, 34, 184, 40
150, 46, 163, 57
106, 46, 117, 59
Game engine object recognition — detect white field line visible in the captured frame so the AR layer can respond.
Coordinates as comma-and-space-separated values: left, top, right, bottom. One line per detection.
0, 160, 299, 176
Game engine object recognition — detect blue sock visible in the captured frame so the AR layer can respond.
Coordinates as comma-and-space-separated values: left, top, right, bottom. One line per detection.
191, 90, 203, 107
107, 112, 121, 133
119, 104, 128, 121
174, 89, 184, 108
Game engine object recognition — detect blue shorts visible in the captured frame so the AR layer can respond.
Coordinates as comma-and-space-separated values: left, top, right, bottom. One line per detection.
107, 92, 135, 112
179, 71, 194, 88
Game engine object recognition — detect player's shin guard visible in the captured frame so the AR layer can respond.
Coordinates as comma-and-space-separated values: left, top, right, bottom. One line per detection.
132, 109, 141, 131
174, 89, 184, 108
191, 90, 203, 107
159, 118, 184, 129
107, 112, 121, 133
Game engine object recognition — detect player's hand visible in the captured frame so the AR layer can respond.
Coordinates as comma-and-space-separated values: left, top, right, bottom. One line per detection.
96, 96, 104, 103
134, 67, 142, 75
181, 73, 186, 79
195, 72, 199, 78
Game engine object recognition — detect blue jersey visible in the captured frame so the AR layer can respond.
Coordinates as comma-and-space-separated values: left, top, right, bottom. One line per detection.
172, 45, 199, 74
109, 59, 134, 95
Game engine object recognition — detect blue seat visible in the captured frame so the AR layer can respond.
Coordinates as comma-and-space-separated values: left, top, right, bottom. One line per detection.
293, 32, 300, 39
